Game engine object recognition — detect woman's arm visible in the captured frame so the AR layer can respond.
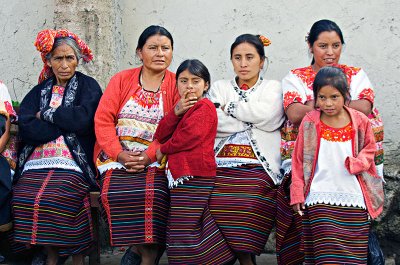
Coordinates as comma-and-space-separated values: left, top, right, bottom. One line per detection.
94, 75, 124, 160
286, 101, 314, 125
348, 99, 372, 116
19, 87, 62, 146
345, 116, 376, 174
41, 78, 102, 135
229, 80, 285, 131
160, 103, 216, 155
290, 119, 307, 205
208, 81, 249, 136
0, 117, 10, 153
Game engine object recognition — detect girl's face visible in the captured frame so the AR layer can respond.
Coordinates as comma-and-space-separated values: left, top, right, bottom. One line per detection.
231, 42, 264, 87
310, 31, 342, 72
137, 34, 173, 73
316, 85, 346, 117
177, 69, 209, 100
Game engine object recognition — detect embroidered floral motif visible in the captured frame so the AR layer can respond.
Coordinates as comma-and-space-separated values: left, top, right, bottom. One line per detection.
226, 102, 238, 117
320, 122, 352, 142
217, 144, 257, 159
291, 66, 316, 90
358, 88, 374, 103
283, 91, 303, 109
134, 87, 161, 108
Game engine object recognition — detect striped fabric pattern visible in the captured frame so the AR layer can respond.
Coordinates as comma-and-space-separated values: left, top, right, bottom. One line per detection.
303, 204, 369, 264
12, 169, 92, 255
209, 165, 277, 254
100, 167, 169, 246
275, 173, 304, 265
166, 176, 234, 265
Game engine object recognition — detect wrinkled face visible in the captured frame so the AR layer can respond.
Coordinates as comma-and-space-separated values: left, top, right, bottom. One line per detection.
137, 34, 173, 73
47, 43, 78, 87
177, 69, 209, 100
316, 85, 346, 117
231, 42, 264, 87
310, 31, 342, 72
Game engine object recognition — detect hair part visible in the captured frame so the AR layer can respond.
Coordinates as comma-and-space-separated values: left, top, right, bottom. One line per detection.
230, 34, 265, 60
176, 59, 211, 94
136, 25, 174, 51
45, 37, 82, 62
313, 66, 350, 106
308, 19, 345, 64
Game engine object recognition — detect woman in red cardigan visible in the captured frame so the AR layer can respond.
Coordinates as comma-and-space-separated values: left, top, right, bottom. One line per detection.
94, 25, 179, 265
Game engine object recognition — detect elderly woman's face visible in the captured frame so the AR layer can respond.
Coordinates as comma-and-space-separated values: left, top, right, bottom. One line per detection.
137, 34, 173, 73
46, 43, 78, 87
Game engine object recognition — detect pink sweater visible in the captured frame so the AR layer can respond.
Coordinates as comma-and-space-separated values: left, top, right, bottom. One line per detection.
290, 106, 384, 219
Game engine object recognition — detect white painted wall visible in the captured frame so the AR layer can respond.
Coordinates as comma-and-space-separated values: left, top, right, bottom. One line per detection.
0, 0, 399, 172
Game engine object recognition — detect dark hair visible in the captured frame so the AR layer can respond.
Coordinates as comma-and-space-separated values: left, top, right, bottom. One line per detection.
230, 34, 265, 59
313, 66, 350, 106
176, 59, 211, 94
308, 19, 345, 64
136, 25, 174, 51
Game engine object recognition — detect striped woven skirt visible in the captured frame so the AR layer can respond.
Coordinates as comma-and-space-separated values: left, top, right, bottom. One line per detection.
209, 165, 277, 254
12, 169, 92, 255
167, 176, 234, 265
100, 167, 169, 246
303, 203, 369, 264
275, 172, 304, 265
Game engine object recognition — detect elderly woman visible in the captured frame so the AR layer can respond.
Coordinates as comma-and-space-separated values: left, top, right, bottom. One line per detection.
94, 25, 179, 265
12, 29, 102, 265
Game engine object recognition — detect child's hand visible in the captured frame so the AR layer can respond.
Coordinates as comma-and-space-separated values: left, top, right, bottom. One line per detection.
156, 149, 164, 164
292, 203, 305, 216
174, 90, 197, 116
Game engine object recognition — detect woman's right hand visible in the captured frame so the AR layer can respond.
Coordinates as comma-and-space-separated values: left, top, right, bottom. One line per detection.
174, 90, 198, 116
292, 203, 305, 216
117, 151, 147, 173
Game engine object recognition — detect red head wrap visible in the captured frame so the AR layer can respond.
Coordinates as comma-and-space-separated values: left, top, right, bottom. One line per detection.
34, 29, 93, 83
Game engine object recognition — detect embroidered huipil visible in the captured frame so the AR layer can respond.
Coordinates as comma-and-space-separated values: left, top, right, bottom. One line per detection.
96, 88, 163, 174
209, 77, 284, 184
305, 122, 365, 208
24, 86, 81, 172
281, 65, 384, 176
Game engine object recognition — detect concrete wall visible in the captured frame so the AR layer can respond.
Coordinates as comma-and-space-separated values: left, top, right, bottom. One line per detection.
1, 0, 398, 173
1, 0, 400, 257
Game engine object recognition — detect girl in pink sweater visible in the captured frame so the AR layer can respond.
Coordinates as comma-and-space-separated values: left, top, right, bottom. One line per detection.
290, 66, 384, 264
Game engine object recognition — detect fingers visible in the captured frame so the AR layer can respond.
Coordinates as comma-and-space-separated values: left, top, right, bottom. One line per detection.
292, 203, 305, 216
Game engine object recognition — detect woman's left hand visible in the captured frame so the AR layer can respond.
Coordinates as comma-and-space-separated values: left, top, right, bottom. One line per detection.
124, 151, 151, 173
36, 111, 41, 120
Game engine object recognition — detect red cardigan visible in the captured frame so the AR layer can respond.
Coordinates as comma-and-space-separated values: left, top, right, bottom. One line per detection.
94, 67, 180, 163
154, 98, 217, 179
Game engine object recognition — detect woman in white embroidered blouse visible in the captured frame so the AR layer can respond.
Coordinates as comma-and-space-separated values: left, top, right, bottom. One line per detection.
207, 33, 284, 265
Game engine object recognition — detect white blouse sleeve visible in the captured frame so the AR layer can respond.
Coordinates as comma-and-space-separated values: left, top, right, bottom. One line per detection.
208, 81, 248, 137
